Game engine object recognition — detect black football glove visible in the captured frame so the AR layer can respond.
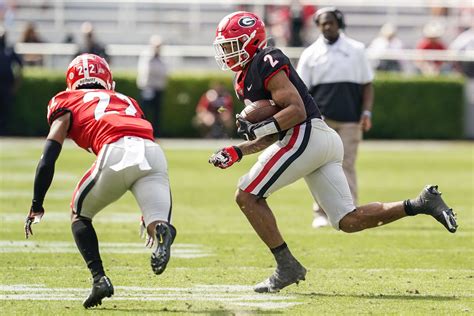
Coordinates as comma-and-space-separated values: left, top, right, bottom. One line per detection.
236, 115, 256, 141
236, 114, 281, 141
209, 146, 243, 169
25, 204, 45, 239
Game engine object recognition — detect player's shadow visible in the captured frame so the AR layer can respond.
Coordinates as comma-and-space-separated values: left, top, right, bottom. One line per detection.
100, 308, 282, 314
296, 292, 458, 301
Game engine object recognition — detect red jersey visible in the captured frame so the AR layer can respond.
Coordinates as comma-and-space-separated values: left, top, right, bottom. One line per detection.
47, 89, 154, 155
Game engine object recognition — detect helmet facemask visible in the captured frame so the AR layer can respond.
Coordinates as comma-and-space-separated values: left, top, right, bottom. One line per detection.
213, 31, 256, 71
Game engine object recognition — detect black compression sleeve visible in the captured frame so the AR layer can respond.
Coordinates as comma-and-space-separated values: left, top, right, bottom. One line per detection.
32, 139, 62, 209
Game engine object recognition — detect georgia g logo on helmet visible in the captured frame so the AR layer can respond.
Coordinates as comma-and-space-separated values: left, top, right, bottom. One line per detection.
238, 17, 256, 28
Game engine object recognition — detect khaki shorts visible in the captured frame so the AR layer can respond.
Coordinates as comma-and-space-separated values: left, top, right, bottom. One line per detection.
238, 119, 355, 229
71, 136, 172, 226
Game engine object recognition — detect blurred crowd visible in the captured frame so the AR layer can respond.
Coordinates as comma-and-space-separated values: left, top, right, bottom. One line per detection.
0, 2, 473, 138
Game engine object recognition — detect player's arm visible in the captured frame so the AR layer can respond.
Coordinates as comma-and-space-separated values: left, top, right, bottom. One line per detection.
25, 113, 70, 238
209, 134, 278, 169
238, 134, 278, 155
236, 70, 307, 141
267, 71, 306, 130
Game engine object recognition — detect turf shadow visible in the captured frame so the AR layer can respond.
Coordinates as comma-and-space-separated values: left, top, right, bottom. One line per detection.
295, 292, 458, 301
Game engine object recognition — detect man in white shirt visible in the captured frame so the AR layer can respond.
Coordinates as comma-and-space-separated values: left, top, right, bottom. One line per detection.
296, 7, 374, 228
137, 35, 169, 137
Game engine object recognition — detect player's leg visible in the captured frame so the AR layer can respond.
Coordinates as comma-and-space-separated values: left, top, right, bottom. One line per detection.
235, 189, 284, 248
70, 144, 129, 308
305, 136, 458, 234
131, 141, 176, 275
238, 121, 329, 292
340, 185, 458, 233
71, 215, 114, 309
235, 189, 306, 293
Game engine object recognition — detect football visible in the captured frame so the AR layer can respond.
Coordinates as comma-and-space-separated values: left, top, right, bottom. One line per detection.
240, 99, 280, 123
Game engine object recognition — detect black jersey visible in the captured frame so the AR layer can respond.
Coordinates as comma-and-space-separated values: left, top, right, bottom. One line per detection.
234, 47, 321, 121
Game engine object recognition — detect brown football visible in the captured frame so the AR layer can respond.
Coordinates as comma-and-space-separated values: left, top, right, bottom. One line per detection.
240, 99, 280, 123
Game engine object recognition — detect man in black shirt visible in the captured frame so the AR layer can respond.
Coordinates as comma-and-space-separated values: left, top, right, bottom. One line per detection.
0, 26, 23, 135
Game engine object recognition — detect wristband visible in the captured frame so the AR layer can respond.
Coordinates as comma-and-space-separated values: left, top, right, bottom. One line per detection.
232, 146, 243, 161
253, 117, 281, 138
362, 110, 372, 118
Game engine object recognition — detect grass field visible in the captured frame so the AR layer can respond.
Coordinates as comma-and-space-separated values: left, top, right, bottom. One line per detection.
0, 138, 473, 315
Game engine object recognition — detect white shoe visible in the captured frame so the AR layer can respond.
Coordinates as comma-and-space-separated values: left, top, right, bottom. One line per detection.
312, 214, 329, 228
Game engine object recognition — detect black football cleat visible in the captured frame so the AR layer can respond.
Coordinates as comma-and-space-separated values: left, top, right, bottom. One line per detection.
151, 222, 176, 275
83, 276, 114, 309
408, 185, 458, 233
254, 260, 307, 293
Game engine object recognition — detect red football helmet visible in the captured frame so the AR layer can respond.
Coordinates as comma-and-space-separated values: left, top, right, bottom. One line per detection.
66, 53, 114, 90
213, 11, 267, 72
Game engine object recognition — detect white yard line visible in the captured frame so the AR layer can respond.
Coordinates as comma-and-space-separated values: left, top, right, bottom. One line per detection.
1, 138, 471, 151
0, 212, 140, 223
0, 284, 300, 310
0, 240, 212, 258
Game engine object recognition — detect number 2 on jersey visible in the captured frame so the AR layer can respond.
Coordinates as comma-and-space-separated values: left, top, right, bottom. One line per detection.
263, 54, 279, 67
83, 91, 137, 120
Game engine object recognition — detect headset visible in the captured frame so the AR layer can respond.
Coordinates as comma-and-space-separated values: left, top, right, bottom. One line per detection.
313, 7, 345, 29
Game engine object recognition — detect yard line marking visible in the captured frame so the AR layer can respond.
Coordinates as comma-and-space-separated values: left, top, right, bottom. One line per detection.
0, 190, 72, 199
0, 284, 301, 310
0, 240, 212, 258
1, 212, 141, 223
0, 172, 78, 182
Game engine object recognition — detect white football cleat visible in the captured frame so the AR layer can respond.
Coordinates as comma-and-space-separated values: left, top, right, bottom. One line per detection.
312, 213, 329, 228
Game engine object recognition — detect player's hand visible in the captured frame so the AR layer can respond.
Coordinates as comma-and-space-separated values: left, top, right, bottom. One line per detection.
139, 216, 154, 248
24, 206, 45, 239
209, 146, 242, 169
236, 115, 256, 141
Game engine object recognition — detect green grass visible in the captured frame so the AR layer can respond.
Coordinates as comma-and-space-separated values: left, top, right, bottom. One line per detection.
0, 139, 473, 315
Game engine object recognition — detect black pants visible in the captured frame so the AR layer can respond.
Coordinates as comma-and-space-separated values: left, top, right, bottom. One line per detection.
0, 86, 13, 136
140, 89, 164, 137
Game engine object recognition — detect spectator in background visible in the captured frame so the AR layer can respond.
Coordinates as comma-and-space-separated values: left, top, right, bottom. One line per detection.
0, 25, 23, 135
367, 23, 405, 72
193, 82, 234, 139
450, 26, 474, 139
297, 7, 374, 228
288, 2, 317, 47
415, 21, 447, 75
19, 22, 44, 66
137, 35, 168, 137
77, 22, 109, 62
266, 5, 291, 47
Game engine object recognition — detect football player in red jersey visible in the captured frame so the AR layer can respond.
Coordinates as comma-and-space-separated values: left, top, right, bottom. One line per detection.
24, 54, 176, 308
209, 11, 457, 293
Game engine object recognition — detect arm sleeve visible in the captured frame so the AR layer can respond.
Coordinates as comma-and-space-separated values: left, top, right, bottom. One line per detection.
32, 139, 62, 207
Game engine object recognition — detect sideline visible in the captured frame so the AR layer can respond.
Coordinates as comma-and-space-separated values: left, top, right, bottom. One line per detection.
0, 284, 300, 310
0, 137, 472, 151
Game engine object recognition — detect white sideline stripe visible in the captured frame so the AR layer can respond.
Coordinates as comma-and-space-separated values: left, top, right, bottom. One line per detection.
0, 284, 300, 310
0, 241, 212, 258
0, 190, 71, 199
1, 172, 78, 182
1, 266, 473, 274
0, 212, 140, 223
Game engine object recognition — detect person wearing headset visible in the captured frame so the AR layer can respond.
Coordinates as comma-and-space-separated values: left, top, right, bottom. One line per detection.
296, 7, 374, 228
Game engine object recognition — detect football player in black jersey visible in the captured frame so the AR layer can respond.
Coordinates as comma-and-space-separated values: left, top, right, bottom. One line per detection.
209, 11, 457, 293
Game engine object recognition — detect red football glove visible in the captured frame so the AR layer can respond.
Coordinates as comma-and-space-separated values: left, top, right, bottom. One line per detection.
209, 146, 243, 169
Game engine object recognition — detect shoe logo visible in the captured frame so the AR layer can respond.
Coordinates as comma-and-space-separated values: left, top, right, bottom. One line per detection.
159, 234, 164, 244
247, 84, 253, 91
